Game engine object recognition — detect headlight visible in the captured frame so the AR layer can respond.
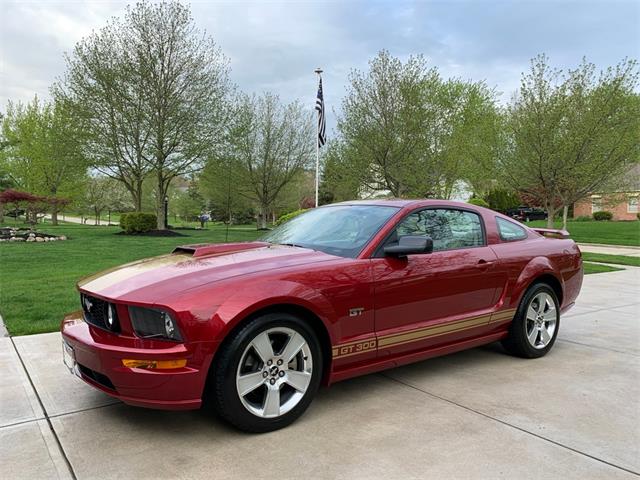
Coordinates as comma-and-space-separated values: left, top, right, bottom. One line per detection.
106, 304, 117, 330
128, 307, 183, 342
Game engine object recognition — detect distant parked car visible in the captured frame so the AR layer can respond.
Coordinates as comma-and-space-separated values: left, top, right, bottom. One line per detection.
507, 206, 547, 222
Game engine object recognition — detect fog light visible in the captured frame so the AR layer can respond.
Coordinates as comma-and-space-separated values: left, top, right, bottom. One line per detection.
122, 359, 187, 369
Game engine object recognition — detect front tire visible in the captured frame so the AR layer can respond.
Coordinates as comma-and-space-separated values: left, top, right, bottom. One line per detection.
210, 312, 322, 432
502, 283, 560, 358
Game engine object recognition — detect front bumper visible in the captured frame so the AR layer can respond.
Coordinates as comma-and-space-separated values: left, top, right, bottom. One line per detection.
61, 311, 215, 410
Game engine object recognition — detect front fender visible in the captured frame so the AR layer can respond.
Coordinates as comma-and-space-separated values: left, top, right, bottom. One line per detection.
509, 256, 563, 309
210, 279, 338, 344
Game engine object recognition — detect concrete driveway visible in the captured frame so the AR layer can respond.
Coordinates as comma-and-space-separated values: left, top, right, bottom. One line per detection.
1, 268, 638, 479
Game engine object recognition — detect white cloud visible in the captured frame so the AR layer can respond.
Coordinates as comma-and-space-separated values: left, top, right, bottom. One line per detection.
1, 0, 638, 135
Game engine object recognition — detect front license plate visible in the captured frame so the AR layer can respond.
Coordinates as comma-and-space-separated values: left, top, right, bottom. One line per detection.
62, 340, 79, 377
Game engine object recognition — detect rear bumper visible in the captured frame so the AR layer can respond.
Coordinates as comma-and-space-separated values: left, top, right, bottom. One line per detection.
61, 311, 216, 411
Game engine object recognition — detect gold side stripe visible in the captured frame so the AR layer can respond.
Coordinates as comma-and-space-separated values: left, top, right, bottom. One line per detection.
332, 308, 517, 358
378, 311, 491, 342
378, 315, 490, 347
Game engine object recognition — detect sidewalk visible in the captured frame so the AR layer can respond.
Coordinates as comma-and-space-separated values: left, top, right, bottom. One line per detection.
578, 243, 640, 257
44, 214, 118, 226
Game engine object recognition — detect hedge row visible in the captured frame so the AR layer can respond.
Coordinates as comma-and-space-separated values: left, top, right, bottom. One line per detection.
119, 212, 157, 233
275, 209, 308, 226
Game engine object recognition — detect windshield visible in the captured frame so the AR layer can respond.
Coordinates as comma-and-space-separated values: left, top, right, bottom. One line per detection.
263, 205, 399, 258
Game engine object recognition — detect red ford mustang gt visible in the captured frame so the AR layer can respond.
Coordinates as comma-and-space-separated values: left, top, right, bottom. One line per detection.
61, 200, 583, 432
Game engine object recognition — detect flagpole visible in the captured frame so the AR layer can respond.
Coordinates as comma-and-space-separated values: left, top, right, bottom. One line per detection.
314, 68, 322, 208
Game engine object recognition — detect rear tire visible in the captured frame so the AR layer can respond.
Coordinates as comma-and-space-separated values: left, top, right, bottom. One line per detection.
210, 312, 322, 432
502, 283, 560, 358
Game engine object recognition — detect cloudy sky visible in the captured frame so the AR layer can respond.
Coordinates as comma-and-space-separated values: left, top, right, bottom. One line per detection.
1, 0, 639, 132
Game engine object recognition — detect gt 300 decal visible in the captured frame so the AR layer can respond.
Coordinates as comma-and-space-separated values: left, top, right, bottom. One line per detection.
332, 339, 377, 359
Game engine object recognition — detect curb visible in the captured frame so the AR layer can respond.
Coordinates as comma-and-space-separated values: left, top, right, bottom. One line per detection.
0, 312, 8, 337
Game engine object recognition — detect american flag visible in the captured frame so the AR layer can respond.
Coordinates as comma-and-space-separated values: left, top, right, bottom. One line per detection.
315, 78, 326, 147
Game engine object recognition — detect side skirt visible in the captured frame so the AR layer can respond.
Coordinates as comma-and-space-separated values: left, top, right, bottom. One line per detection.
328, 330, 509, 385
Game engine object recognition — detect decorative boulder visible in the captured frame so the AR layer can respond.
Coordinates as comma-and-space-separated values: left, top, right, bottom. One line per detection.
36, 237, 45, 242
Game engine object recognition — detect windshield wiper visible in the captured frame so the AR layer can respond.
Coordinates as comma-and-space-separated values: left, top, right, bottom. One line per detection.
278, 242, 306, 248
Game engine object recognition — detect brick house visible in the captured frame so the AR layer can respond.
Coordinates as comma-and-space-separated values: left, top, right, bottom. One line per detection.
573, 165, 640, 220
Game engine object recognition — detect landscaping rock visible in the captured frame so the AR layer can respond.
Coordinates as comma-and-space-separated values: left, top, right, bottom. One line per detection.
26, 237, 35, 242
58, 236, 67, 241
35, 237, 44, 242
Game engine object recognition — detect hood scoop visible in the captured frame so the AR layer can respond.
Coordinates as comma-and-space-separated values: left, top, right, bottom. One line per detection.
172, 242, 270, 258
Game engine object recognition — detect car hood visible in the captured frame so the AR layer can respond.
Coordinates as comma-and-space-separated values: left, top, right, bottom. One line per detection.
77, 242, 336, 303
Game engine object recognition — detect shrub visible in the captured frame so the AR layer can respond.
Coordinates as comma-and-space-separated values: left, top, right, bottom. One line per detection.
119, 212, 157, 233
592, 211, 613, 221
467, 197, 490, 208
637, 212, 640, 221
276, 209, 308, 226
573, 215, 593, 222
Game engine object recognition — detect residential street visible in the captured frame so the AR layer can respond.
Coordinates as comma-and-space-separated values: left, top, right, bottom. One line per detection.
1, 268, 638, 479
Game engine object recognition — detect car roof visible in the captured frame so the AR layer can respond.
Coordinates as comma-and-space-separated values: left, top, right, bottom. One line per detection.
326, 199, 476, 209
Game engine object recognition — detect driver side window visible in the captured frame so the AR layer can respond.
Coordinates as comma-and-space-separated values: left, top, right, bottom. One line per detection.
395, 208, 485, 252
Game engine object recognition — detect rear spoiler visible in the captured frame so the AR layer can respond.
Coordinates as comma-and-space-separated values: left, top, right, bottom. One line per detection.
532, 228, 570, 239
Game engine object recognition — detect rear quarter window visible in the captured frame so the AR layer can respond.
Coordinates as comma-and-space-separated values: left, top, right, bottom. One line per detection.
496, 217, 528, 241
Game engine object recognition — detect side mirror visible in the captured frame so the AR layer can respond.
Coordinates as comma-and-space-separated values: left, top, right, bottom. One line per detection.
384, 235, 433, 257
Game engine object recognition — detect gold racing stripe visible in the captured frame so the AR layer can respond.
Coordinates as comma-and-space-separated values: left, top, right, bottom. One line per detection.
332, 308, 518, 359
378, 315, 490, 348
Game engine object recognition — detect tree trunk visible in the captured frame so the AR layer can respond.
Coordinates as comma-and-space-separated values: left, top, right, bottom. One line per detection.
51, 204, 59, 226
546, 205, 556, 228
561, 205, 569, 231
156, 175, 167, 230
257, 204, 268, 229
0, 203, 4, 224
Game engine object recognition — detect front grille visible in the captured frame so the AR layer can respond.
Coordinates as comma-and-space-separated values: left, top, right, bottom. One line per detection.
80, 293, 120, 333
80, 294, 109, 329
78, 363, 116, 391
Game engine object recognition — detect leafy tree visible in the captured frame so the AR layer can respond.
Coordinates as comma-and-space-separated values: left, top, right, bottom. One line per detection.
172, 183, 205, 223
1, 97, 87, 224
483, 188, 521, 213
57, 1, 231, 229
201, 93, 313, 229
79, 176, 131, 225
501, 55, 639, 228
329, 50, 501, 199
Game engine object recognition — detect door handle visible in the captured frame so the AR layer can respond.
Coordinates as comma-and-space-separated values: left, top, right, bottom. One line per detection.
477, 259, 495, 268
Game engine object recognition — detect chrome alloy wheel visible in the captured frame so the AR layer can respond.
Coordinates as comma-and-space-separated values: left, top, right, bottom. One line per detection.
525, 292, 558, 349
235, 327, 313, 419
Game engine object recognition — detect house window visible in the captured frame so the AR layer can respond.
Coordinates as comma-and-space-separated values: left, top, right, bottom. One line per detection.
629, 197, 639, 214
591, 198, 603, 213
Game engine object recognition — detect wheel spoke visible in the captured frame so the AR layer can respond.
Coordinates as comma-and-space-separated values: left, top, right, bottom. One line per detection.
263, 386, 280, 417
285, 370, 311, 392
540, 328, 551, 345
543, 306, 557, 322
526, 306, 537, 321
527, 327, 539, 345
251, 331, 274, 364
237, 372, 265, 396
280, 332, 306, 363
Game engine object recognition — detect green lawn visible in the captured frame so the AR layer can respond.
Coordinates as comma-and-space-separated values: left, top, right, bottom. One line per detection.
581, 252, 640, 267
583, 262, 624, 275
528, 220, 640, 246
0, 224, 262, 336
